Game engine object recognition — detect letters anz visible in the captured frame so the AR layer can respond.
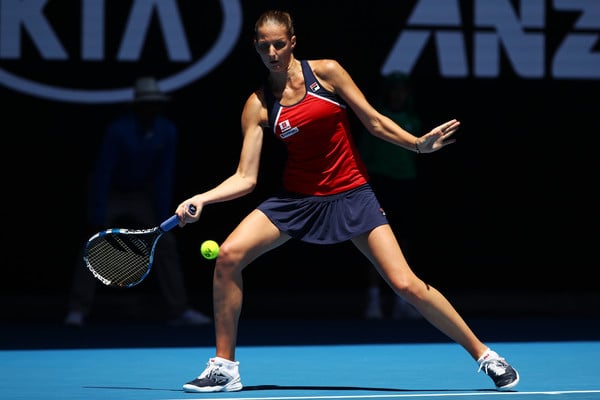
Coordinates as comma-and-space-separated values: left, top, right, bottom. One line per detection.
382, 0, 600, 80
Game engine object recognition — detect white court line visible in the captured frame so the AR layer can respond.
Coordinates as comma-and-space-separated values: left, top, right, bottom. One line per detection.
166, 389, 600, 400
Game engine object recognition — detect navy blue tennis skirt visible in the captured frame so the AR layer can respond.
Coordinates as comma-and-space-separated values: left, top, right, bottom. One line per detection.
257, 183, 389, 244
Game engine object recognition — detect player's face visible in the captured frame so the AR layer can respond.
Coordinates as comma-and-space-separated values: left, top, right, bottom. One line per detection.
255, 22, 296, 72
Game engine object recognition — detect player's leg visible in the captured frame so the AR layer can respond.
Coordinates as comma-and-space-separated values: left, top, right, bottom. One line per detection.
351, 225, 519, 390
183, 209, 289, 393
352, 224, 485, 357
213, 209, 290, 360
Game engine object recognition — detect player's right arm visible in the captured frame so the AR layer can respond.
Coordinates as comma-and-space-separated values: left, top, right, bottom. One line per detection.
176, 90, 268, 224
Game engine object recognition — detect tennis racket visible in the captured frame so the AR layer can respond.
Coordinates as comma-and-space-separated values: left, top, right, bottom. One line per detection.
83, 205, 196, 288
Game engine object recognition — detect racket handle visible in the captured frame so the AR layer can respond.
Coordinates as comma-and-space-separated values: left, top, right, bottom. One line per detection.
160, 204, 197, 232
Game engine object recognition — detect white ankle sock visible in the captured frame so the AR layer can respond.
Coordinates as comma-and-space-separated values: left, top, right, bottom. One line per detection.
212, 357, 239, 369
477, 348, 499, 364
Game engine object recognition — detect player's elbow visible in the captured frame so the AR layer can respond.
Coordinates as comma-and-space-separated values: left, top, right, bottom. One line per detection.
246, 179, 257, 193
364, 115, 384, 137
240, 176, 257, 194
235, 169, 258, 194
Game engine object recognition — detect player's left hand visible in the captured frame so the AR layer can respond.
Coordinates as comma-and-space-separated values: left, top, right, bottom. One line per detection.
416, 119, 460, 153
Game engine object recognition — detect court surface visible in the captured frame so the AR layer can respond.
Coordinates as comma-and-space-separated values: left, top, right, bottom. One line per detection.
2, 318, 600, 400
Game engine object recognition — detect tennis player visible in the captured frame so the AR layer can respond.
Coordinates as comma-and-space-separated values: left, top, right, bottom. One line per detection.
175, 9, 519, 393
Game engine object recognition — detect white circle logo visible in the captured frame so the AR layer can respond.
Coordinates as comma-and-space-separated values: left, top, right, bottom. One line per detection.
0, 0, 242, 103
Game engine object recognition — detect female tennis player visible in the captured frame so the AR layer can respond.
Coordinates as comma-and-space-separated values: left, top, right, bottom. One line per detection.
175, 9, 519, 393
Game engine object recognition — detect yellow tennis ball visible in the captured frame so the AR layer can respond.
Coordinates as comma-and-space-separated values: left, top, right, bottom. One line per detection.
200, 240, 220, 260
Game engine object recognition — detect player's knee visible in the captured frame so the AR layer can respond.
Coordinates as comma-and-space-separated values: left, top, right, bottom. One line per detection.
390, 276, 422, 300
213, 241, 244, 271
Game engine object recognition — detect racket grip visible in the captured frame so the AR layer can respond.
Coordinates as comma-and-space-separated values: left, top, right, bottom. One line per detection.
160, 204, 197, 232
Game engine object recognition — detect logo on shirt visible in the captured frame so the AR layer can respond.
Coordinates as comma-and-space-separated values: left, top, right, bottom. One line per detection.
278, 119, 299, 139
309, 81, 320, 92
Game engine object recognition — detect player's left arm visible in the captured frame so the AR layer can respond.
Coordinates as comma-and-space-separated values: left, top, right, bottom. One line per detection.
313, 59, 457, 153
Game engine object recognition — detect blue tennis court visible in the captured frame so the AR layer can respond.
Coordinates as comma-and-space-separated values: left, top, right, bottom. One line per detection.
2, 318, 599, 400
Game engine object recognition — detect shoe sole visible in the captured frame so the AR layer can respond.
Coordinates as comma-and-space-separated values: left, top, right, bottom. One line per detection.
183, 379, 242, 393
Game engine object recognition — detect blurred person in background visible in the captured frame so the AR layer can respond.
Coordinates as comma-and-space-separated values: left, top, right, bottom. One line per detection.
358, 72, 422, 320
64, 77, 211, 327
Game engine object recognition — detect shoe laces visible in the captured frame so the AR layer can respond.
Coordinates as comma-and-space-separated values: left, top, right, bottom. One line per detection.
199, 359, 235, 385
478, 357, 508, 376
200, 361, 222, 377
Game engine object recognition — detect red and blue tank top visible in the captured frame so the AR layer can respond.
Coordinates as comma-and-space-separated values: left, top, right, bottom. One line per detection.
265, 60, 369, 196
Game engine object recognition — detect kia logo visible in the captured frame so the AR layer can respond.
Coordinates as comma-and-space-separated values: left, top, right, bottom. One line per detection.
0, 0, 242, 103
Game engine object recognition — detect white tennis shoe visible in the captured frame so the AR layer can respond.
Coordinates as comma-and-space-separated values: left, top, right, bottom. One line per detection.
478, 350, 520, 390
183, 357, 242, 392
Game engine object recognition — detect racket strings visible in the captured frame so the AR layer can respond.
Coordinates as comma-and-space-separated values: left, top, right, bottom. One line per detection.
85, 232, 158, 287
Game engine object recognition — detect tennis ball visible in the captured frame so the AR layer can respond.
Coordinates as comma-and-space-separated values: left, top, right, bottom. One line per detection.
200, 240, 220, 260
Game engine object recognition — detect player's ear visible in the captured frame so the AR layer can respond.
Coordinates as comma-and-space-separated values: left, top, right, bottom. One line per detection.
290, 35, 296, 49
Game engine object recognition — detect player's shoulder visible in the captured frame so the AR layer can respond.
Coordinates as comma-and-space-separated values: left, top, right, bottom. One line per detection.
309, 59, 348, 85
308, 59, 343, 74
246, 87, 266, 109
242, 87, 269, 127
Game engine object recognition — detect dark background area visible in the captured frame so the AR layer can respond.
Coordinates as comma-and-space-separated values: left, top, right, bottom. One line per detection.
1, 1, 599, 322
